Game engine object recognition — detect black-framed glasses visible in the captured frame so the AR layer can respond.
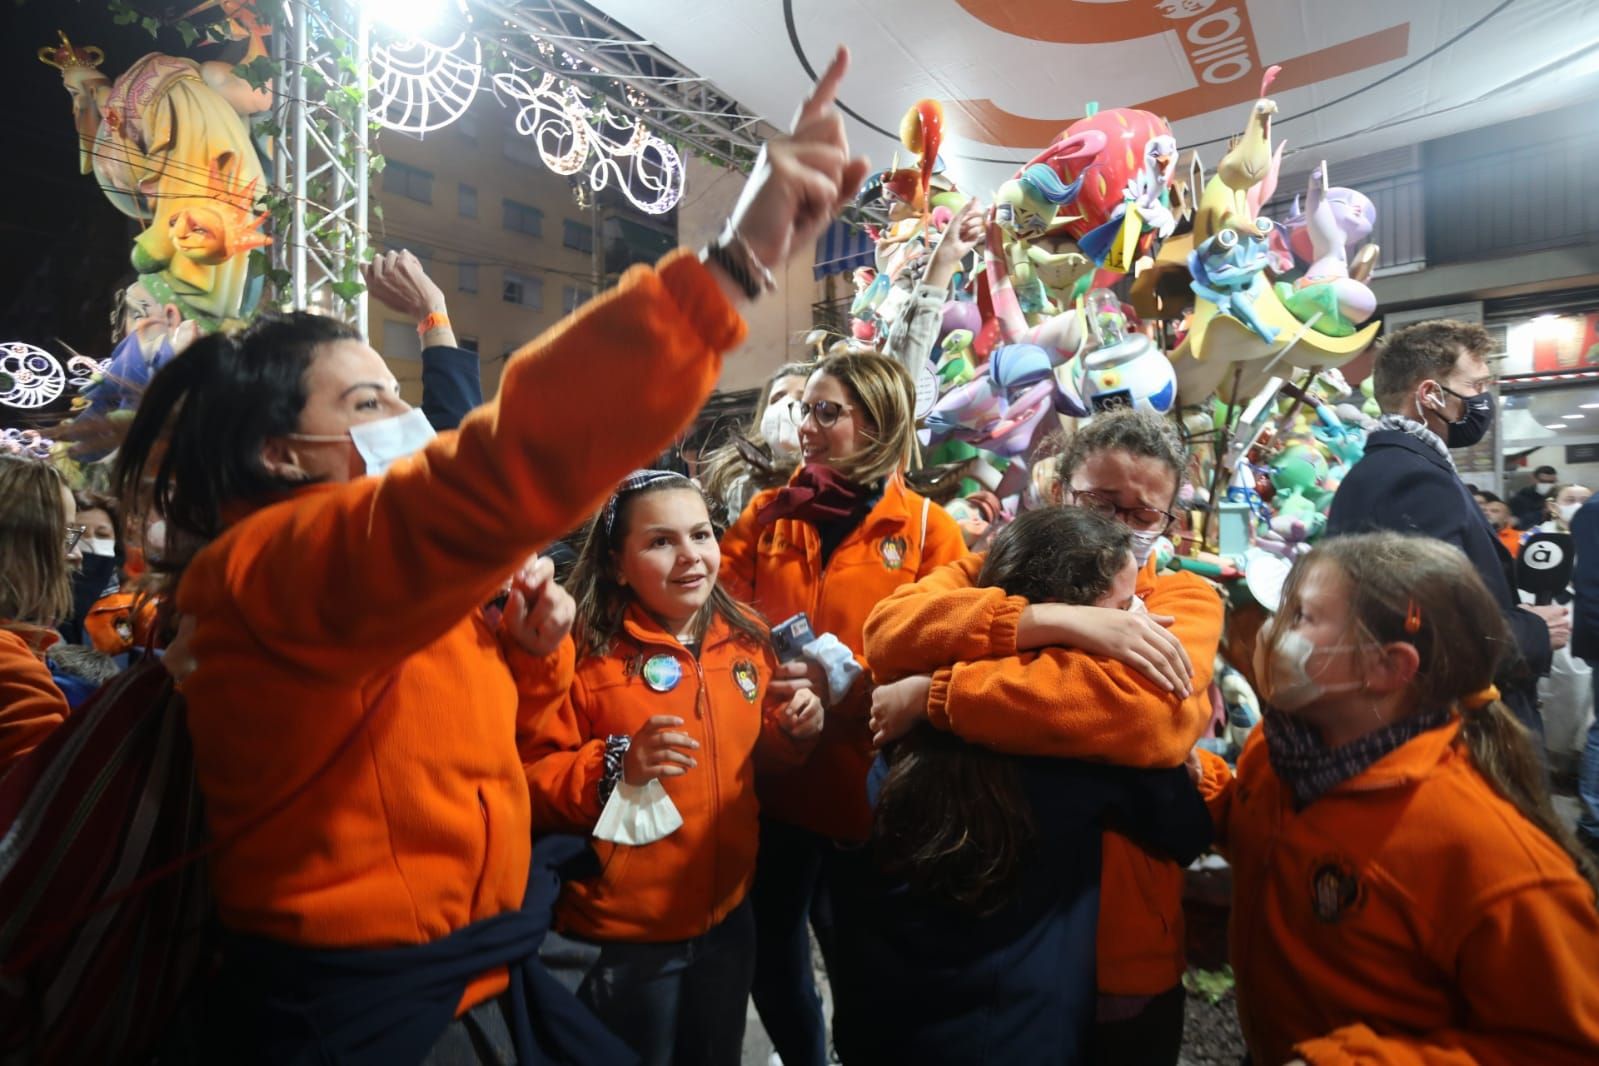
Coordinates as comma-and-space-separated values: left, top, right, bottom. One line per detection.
1069, 490, 1176, 532
64, 524, 87, 552
793, 400, 854, 428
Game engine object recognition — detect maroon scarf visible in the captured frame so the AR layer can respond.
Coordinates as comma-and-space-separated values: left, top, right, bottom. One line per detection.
755, 464, 874, 527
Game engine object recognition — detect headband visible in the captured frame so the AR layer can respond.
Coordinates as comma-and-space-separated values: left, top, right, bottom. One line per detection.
601, 469, 698, 539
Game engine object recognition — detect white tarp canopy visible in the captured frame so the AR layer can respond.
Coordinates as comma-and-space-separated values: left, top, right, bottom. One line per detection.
589, 0, 1599, 194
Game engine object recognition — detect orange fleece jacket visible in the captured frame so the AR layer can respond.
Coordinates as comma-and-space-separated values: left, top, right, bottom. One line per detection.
518, 609, 811, 943
173, 251, 743, 1012
0, 625, 69, 778
719, 476, 968, 842
861, 553, 1224, 995
1204, 726, 1599, 1066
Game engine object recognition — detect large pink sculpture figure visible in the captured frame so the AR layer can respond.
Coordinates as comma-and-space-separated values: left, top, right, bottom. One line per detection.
1276, 163, 1378, 336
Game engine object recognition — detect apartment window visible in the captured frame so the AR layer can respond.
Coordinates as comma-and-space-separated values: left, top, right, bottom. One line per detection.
562, 285, 593, 314
458, 336, 479, 354
563, 220, 594, 253
458, 183, 478, 218
503, 270, 544, 310
502, 199, 543, 238
380, 319, 420, 361
382, 161, 433, 204
458, 261, 479, 294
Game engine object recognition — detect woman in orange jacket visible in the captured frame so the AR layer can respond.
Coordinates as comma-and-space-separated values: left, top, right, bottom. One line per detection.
719, 350, 968, 1066
103, 47, 871, 1064
1198, 532, 1599, 1065
520, 470, 821, 1065
0, 455, 79, 775
862, 407, 1224, 1065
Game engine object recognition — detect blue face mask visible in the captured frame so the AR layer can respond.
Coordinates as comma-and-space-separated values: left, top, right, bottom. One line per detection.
289, 407, 437, 477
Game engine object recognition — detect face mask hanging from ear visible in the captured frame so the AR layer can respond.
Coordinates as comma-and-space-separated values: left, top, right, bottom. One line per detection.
289, 408, 437, 476
759, 402, 801, 460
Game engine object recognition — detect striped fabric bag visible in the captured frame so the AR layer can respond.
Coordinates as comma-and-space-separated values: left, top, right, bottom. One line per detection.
0, 658, 211, 1064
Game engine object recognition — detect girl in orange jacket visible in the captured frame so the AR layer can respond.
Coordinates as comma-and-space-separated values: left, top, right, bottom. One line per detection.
1200, 532, 1599, 1065
101, 46, 872, 1063
519, 470, 821, 1066
862, 407, 1224, 1065
0, 455, 77, 774
719, 351, 968, 1066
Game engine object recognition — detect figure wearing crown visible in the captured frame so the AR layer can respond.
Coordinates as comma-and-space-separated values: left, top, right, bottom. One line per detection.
38, 25, 272, 326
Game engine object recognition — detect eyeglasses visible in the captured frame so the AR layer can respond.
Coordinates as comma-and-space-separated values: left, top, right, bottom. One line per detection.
64, 524, 87, 552
1069, 490, 1176, 533
793, 400, 854, 428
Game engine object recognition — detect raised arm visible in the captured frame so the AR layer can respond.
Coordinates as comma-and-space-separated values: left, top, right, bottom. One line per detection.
863, 553, 1009, 680
185, 46, 873, 681
925, 572, 1223, 764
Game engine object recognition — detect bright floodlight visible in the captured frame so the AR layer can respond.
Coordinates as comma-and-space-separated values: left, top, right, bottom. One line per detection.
367, 0, 447, 37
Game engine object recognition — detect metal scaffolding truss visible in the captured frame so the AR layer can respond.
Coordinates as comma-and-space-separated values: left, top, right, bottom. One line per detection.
271, 0, 371, 332
469, 0, 767, 172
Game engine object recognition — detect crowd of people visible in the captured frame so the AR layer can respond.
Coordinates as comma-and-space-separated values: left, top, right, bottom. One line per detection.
2, 47, 1599, 1066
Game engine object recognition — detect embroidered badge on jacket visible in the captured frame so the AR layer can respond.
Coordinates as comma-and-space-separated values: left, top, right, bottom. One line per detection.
1309, 856, 1364, 923
732, 659, 760, 703
880, 535, 908, 571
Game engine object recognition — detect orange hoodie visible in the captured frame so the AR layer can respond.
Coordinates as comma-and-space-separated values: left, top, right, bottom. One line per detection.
0, 625, 69, 777
518, 608, 811, 942
719, 476, 968, 842
1203, 725, 1599, 1066
861, 553, 1224, 996
173, 251, 743, 1012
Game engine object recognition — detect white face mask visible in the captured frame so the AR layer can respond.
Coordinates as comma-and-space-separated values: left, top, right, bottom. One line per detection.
1127, 595, 1148, 615
83, 537, 117, 558
289, 407, 437, 477
1536, 482, 1557, 495
1128, 528, 1163, 568
1558, 502, 1582, 523
759, 401, 801, 460
1263, 629, 1363, 711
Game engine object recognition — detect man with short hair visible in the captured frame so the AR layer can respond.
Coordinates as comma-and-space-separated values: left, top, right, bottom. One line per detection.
1512, 465, 1561, 530
1328, 320, 1562, 738
1477, 492, 1524, 557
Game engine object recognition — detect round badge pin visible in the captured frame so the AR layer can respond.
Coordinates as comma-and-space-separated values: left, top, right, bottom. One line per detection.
642, 653, 683, 693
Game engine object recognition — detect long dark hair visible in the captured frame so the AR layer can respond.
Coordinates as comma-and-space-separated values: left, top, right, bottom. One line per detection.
112, 312, 360, 575
1275, 534, 1598, 900
873, 509, 1133, 913
567, 473, 770, 660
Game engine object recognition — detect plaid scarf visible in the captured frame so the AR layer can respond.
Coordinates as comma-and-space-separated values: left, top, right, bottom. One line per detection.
1263, 704, 1455, 809
1376, 414, 1455, 471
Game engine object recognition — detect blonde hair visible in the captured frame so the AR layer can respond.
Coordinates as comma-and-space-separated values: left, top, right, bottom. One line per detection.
813, 352, 916, 485
0, 456, 73, 626
1278, 533, 1598, 900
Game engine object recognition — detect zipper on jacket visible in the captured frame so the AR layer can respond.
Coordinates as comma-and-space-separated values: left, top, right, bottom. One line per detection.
693, 656, 723, 935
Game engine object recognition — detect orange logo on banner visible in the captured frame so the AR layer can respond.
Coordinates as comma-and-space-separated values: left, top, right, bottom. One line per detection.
946, 0, 1410, 146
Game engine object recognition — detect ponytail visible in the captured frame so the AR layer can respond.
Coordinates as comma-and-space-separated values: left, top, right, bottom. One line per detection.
1459, 698, 1599, 902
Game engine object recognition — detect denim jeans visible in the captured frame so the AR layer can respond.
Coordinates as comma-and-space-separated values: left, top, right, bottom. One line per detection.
1579, 674, 1599, 839
750, 818, 836, 1066
578, 900, 755, 1066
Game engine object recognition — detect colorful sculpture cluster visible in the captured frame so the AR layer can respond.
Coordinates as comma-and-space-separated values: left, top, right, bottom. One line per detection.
852, 76, 1385, 566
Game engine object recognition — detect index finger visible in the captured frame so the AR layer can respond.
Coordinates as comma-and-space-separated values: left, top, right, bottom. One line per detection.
645, 715, 686, 730
795, 46, 849, 129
